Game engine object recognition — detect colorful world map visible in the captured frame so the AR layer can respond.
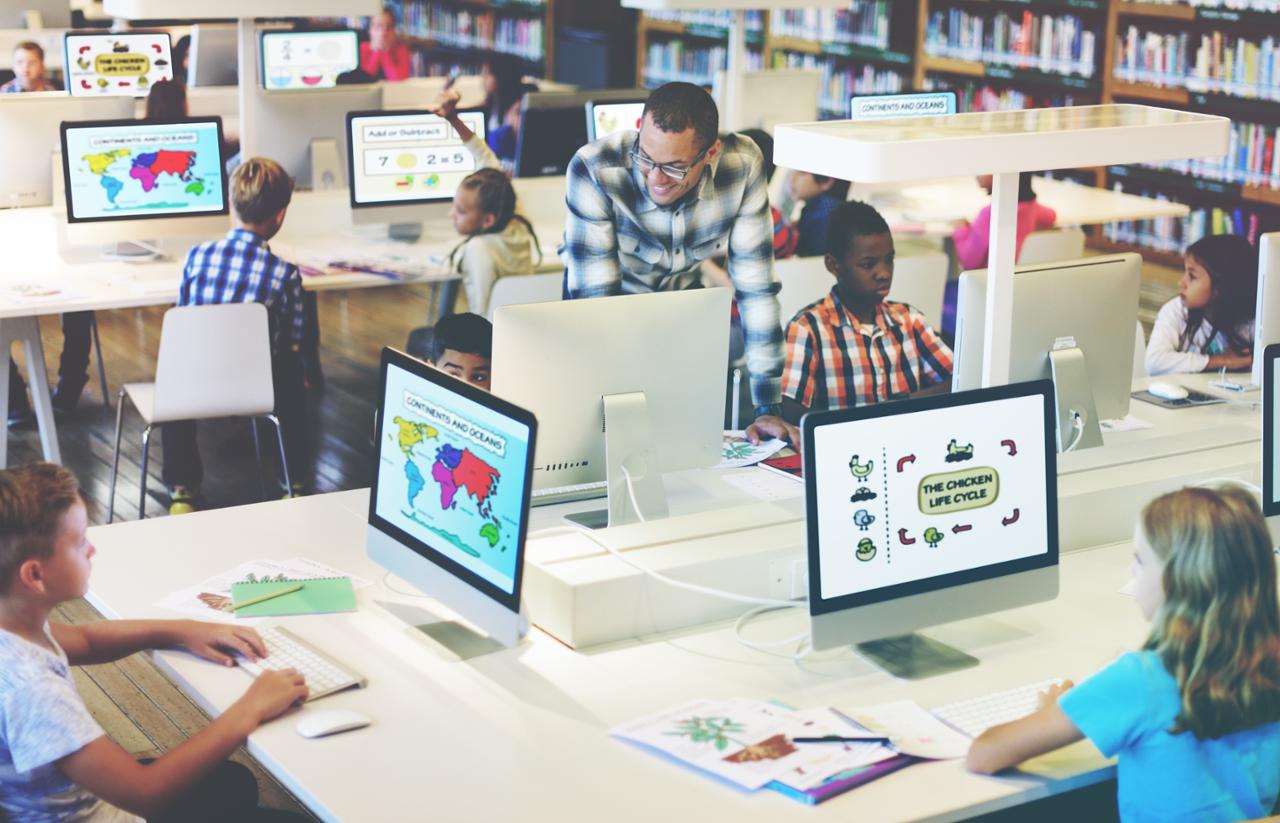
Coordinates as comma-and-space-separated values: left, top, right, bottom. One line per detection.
81, 148, 205, 205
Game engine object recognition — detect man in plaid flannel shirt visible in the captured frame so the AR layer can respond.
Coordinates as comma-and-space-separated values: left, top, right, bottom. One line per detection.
559, 82, 797, 449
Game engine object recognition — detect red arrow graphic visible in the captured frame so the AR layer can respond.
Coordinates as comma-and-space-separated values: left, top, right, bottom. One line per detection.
896, 454, 916, 473
1002, 508, 1020, 526
80, 79, 91, 89
898, 529, 915, 546
1001, 439, 1017, 456
151, 43, 163, 53
79, 45, 91, 54
951, 524, 973, 534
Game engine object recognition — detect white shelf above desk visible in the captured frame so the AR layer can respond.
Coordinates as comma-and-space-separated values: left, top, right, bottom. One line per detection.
103, 0, 378, 16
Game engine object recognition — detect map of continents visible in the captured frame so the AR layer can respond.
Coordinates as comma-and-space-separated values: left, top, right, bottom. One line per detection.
82, 148, 206, 205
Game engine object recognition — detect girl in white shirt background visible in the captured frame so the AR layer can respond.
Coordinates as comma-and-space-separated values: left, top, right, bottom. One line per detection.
1146, 234, 1257, 376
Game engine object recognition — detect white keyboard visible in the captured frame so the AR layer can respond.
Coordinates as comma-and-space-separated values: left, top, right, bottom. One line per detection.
237, 626, 367, 702
530, 480, 608, 507
932, 679, 1062, 739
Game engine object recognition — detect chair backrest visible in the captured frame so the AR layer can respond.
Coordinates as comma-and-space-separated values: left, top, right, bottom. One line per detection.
152, 303, 275, 422
774, 257, 832, 327
775, 251, 950, 328
1017, 227, 1086, 265
1133, 319, 1147, 380
486, 272, 563, 322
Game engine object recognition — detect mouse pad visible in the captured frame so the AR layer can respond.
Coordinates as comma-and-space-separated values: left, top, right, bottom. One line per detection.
1132, 389, 1225, 409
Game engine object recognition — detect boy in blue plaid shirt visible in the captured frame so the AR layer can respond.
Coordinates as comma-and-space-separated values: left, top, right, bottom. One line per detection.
164, 158, 310, 514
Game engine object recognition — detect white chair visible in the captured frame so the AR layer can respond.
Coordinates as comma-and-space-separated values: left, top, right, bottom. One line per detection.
775, 251, 950, 327
774, 257, 832, 326
486, 272, 563, 322
1017, 227, 1086, 265
107, 303, 288, 522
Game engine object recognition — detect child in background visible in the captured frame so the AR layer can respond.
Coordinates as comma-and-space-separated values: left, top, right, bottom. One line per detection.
359, 7, 412, 82
0, 41, 58, 93
1145, 233, 1257, 376
433, 91, 540, 318
788, 171, 850, 258
783, 201, 951, 411
145, 78, 188, 121
951, 172, 1057, 271
967, 484, 1280, 823
485, 82, 538, 174
480, 55, 526, 135
0, 463, 309, 822
428, 312, 492, 390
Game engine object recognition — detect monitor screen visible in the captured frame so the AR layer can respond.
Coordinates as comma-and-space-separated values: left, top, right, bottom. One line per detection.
805, 382, 1056, 613
346, 109, 486, 207
60, 118, 228, 223
587, 101, 645, 141
370, 352, 536, 608
849, 91, 957, 120
260, 30, 359, 91
1264, 343, 1280, 517
65, 32, 173, 97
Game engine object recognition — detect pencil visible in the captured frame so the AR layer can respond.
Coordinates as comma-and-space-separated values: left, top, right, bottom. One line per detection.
234, 582, 304, 611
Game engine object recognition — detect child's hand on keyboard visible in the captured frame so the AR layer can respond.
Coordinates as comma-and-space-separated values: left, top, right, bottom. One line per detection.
233, 669, 310, 724
173, 620, 267, 667
1038, 679, 1074, 709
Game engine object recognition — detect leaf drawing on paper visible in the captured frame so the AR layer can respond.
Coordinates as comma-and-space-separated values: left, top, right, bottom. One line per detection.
722, 441, 753, 461
665, 716, 747, 751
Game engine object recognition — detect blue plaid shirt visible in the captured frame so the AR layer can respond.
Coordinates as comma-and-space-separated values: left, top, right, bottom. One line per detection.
179, 228, 307, 350
559, 131, 783, 408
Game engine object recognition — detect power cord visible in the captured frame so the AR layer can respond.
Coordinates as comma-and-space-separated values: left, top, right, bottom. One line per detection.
1061, 409, 1086, 453
617, 462, 647, 524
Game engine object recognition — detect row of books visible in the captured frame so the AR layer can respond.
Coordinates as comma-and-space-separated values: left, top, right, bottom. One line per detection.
412, 55, 485, 78
770, 50, 906, 116
645, 9, 765, 34
924, 9, 1098, 78
1117, 0, 1279, 9
770, 1, 892, 51
1113, 26, 1279, 100
642, 41, 763, 87
1103, 184, 1262, 252
1146, 119, 1280, 189
925, 78, 1080, 113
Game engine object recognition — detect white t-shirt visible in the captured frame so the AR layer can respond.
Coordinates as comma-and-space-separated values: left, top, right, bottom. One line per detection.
0, 625, 141, 823
1145, 297, 1254, 376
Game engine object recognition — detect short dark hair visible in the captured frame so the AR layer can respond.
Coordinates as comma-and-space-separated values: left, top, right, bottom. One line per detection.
810, 173, 851, 202
643, 82, 718, 150
0, 463, 81, 591
738, 128, 774, 182
826, 200, 891, 260
144, 79, 187, 122
431, 313, 492, 363
230, 157, 294, 225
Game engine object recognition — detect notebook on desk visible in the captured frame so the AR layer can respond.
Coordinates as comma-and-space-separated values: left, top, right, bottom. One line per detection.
230, 577, 356, 618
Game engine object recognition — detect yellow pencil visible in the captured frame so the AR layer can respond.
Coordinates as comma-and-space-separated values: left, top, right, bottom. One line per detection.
234, 582, 304, 611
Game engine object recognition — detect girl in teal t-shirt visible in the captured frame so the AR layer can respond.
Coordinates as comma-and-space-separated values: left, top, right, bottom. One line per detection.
966, 485, 1280, 823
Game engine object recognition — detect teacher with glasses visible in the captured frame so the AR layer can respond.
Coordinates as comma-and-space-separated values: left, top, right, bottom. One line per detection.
559, 82, 796, 448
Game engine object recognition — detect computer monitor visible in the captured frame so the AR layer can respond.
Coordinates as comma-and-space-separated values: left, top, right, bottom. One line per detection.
491, 288, 731, 528
713, 69, 820, 132
1263, 343, 1280, 517
249, 84, 381, 190
514, 87, 649, 177
1252, 233, 1280, 389
187, 24, 238, 87
260, 29, 358, 91
64, 31, 172, 97
584, 97, 646, 142
346, 107, 486, 225
0, 92, 132, 207
850, 90, 957, 120
368, 347, 536, 649
804, 379, 1059, 678
953, 254, 1141, 451
0, 0, 71, 28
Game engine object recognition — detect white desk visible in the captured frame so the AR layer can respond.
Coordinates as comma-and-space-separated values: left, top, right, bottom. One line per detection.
87, 489, 1141, 823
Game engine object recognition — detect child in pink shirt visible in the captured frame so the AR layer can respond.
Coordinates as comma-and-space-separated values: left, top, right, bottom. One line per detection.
951, 172, 1057, 271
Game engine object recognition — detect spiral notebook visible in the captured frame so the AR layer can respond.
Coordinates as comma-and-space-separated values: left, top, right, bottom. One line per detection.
230, 577, 356, 618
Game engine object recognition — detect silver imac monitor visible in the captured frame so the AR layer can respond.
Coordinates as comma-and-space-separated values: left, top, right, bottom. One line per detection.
0, 0, 71, 28
0, 92, 132, 207
713, 68, 820, 132
368, 347, 536, 649
804, 379, 1059, 679
1252, 232, 1280, 389
491, 288, 731, 528
514, 87, 650, 177
64, 30, 173, 97
187, 24, 238, 87
953, 253, 1141, 451
1263, 343, 1280, 517
249, 84, 381, 190
584, 97, 647, 142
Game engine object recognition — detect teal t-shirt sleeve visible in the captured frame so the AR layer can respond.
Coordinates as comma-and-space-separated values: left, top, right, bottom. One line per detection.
1058, 652, 1153, 758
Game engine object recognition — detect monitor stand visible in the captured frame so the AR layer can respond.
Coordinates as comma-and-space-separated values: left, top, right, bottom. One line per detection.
564, 391, 669, 530
374, 598, 528, 662
103, 240, 167, 262
856, 633, 979, 680
1048, 345, 1103, 452
309, 137, 343, 191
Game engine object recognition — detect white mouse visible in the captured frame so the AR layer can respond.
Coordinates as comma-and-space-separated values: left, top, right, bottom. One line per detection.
1148, 381, 1189, 401
296, 709, 371, 739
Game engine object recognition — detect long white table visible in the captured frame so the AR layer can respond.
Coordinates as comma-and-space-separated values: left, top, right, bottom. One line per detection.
87, 488, 1144, 823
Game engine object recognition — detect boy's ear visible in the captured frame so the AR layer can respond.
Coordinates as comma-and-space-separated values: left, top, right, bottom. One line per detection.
824, 254, 840, 277
13, 557, 46, 596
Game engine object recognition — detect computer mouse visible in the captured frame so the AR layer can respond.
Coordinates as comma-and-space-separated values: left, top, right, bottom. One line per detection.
295, 709, 371, 739
1147, 381, 1189, 401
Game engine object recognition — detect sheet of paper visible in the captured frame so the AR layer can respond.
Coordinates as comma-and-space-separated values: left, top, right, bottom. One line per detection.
772, 708, 897, 792
716, 432, 788, 469
842, 700, 972, 760
1100, 415, 1154, 433
155, 557, 371, 623
721, 468, 804, 502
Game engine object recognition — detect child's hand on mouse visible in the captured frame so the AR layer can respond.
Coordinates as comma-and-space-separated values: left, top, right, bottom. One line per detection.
234, 669, 310, 725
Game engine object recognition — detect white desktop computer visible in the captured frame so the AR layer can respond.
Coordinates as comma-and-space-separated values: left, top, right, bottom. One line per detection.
1262, 343, 1280, 517
514, 88, 650, 177
259, 29, 358, 91
368, 347, 536, 650
953, 253, 1141, 451
249, 84, 382, 190
64, 31, 173, 97
187, 24, 238, 87
1252, 233, 1280, 390
584, 97, 647, 142
0, 92, 133, 208
713, 69, 820, 132
491, 288, 731, 528
2, 0, 72, 27
804, 379, 1059, 678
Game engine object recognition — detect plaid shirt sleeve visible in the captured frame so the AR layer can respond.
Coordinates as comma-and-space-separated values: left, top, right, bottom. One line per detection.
726, 145, 784, 408
782, 314, 818, 408
910, 309, 954, 384
562, 151, 622, 299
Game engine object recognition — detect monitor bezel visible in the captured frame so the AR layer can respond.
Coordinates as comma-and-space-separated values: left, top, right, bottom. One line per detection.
59, 116, 230, 225
583, 98, 648, 142
368, 347, 538, 614
1263, 343, 1280, 517
63, 29, 174, 99
803, 379, 1059, 617
345, 107, 488, 209
848, 89, 958, 120
258, 29, 360, 93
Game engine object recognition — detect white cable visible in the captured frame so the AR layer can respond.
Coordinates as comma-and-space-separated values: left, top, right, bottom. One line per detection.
732, 604, 809, 651
617, 463, 648, 524
1061, 410, 1086, 453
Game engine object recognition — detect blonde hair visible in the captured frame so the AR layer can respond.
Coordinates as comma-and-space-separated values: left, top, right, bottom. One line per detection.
1140, 485, 1280, 738
230, 157, 294, 225
0, 463, 81, 590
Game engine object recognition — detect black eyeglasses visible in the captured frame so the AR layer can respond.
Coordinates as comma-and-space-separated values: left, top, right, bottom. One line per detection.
630, 143, 710, 181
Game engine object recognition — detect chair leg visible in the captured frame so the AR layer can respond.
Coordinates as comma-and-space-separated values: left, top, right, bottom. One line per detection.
249, 418, 267, 500
265, 414, 292, 497
107, 388, 126, 523
91, 315, 109, 408
138, 425, 152, 520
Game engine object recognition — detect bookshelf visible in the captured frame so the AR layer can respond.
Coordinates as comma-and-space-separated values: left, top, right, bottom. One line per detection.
386, 0, 553, 78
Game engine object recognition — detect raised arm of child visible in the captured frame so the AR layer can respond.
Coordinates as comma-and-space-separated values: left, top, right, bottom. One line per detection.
966, 680, 1083, 774
434, 90, 503, 173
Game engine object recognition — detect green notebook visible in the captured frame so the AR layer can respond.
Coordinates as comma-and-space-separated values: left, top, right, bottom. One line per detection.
230, 577, 356, 618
